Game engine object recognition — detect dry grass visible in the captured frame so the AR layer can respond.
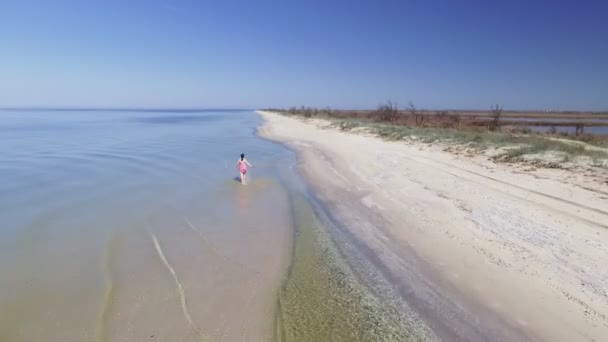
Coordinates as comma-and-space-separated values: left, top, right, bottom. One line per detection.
266, 105, 608, 144
268, 109, 608, 169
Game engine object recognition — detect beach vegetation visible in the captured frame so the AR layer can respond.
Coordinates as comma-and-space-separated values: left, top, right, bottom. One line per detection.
263, 106, 608, 169
374, 100, 400, 122
488, 104, 503, 132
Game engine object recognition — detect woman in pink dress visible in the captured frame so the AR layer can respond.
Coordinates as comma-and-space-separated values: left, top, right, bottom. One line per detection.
236, 153, 253, 184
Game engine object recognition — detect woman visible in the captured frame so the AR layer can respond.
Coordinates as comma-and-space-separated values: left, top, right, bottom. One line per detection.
236, 153, 253, 184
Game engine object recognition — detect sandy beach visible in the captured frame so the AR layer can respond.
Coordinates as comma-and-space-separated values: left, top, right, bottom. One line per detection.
258, 110, 608, 341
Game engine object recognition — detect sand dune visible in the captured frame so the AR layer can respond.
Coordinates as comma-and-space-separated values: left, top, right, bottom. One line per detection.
258, 110, 608, 342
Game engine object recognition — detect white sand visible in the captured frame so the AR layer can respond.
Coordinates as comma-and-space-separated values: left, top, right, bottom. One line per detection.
258, 110, 608, 342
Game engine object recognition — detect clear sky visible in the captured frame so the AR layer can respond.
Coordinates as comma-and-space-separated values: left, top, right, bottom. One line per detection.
0, 0, 607, 110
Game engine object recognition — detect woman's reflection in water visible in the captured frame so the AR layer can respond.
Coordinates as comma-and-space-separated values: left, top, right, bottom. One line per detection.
237, 186, 250, 215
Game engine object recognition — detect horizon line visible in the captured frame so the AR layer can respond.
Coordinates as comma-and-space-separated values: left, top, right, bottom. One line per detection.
0, 106, 606, 114
0, 107, 254, 112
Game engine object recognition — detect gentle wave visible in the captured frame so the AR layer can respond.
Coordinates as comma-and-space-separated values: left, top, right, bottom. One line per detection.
0, 110, 296, 341
149, 230, 207, 339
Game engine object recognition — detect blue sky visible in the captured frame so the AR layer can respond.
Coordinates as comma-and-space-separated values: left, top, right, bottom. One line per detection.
0, 0, 607, 110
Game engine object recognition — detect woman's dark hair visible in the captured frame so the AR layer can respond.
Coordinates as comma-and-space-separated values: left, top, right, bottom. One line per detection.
240, 153, 245, 160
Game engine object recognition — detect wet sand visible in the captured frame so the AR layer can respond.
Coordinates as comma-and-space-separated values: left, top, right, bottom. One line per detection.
258, 110, 608, 342
276, 183, 436, 341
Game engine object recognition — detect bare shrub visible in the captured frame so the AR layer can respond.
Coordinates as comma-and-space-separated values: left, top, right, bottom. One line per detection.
300, 106, 313, 118
489, 104, 503, 131
452, 114, 462, 128
409, 102, 425, 126
549, 126, 557, 134
434, 111, 451, 128
375, 100, 400, 122
575, 123, 585, 136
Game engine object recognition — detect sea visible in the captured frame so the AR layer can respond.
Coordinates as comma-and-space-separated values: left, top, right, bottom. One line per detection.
0, 109, 429, 342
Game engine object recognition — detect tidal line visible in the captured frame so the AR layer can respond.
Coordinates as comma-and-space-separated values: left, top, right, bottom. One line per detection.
96, 235, 116, 342
150, 231, 206, 340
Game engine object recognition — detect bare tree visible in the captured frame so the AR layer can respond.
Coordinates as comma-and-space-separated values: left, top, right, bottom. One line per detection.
435, 110, 448, 127
410, 101, 424, 126
375, 100, 400, 122
489, 104, 503, 131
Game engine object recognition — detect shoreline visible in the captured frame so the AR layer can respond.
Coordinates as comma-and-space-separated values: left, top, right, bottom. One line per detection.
270, 141, 436, 341
257, 110, 608, 341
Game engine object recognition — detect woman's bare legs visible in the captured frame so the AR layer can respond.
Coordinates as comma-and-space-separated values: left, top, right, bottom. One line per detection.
240, 172, 245, 184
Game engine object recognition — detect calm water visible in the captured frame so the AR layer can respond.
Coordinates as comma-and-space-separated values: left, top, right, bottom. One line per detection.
498, 117, 608, 135
0, 109, 431, 341
527, 125, 608, 135
0, 110, 298, 341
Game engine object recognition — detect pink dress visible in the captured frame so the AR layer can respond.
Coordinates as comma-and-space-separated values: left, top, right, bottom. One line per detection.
238, 160, 247, 174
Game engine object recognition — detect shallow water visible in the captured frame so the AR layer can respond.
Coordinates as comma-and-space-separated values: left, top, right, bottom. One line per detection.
0, 109, 432, 341
527, 125, 608, 135
0, 110, 294, 341
502, 117, 608, 123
